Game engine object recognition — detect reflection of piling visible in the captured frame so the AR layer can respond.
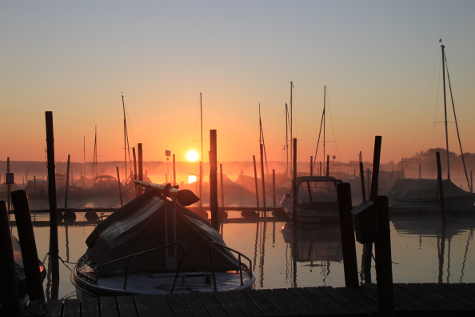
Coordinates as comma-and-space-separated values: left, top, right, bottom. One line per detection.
337, 183, 358, 287
209, 130, 218, 231
45, 111, 59, 300
292, 138, 297, 223
0, 201, 22, 317
12, 190, 45, 311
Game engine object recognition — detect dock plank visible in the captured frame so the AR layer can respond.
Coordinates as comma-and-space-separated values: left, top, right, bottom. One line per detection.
273, 288, 319, 316
227, 290, 263, 316
180, 293, 209, 317
148, 295, 174, 317
133, 295, 159, 317
320, 286, 371, 315
212, 292, 247, 317
45, 300, 63, 317
165, 293, 192, 316
257, 289, 299, 316
438, 284, 475, 309
195, 292, 224, 317
116, 296, 138, 317
62, 298, 80, 317
305, 287, 354, 315
81, 297, 99, 317
288, 287, 336, 315
419, 283, 474, 311
396, 284, 457, 311
335, 287, 378, 313
243, 289, 282, 316
99, 296, 119, 317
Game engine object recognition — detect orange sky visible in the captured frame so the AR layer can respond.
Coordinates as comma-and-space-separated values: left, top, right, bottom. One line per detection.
1, 2, 475, 167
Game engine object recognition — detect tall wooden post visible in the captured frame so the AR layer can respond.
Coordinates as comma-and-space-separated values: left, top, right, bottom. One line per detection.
337, 183, 359, 287
253, 155, 259, 208
138, 143, 143, 181
326, 155, 330, 176
310, 156, 313, 176
7, 157, 11, 211
45, 111, 59, 300
272, 169, 276, 207
0, 201, 22, 317
370, 136, 382, 199
220, 164, 224, 208
359, 152, 366, 202
374, 196, 394, 316
65, 154, 70, 208
173, 154, 176, 186
12, 190, 45, 309
210, 130, 218, 230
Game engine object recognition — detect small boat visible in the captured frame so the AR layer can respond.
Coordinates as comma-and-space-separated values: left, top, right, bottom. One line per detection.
280, 176, 342, 222
72, 182, 255, 297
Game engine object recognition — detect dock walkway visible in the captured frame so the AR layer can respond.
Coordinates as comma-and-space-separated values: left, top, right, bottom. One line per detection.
46, 283, 475, 316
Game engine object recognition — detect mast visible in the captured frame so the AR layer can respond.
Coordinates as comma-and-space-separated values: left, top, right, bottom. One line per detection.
199, 92, 203, 210
323, 85, 326, 171
285, 103, 289, 175
289, 81, 293, 176
122, 95, 128, 182
441, 44, 450, 180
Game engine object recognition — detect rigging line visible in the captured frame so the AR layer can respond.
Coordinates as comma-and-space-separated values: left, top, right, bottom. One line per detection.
409, 49, 440, 156
445, 55, 471, 191
313, 108, 325, 170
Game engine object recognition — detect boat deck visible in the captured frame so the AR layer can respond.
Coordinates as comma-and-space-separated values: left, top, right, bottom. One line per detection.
46, 283, 475, 316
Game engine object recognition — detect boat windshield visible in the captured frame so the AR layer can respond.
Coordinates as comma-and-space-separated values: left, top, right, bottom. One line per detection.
298, 181, 338, 204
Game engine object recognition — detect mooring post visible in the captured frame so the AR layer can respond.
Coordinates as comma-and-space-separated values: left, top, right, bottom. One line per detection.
253, 155, 259, 209
116, 166, 123, 207
310, 156, 313, 176
11, 190, 46, 313
133, 147, 138, 196
7, 157, 11, 211
374, 195, 394, 316
45, 111, 59, 300
173, 154, 176, 186
292, 138, 298, 223
272, 169, 276, 207
220, 164, 224, 208
210, 130, 219, 230
65, 154, 70, 208
359, 151, 366, 202
138, 143, 143, 182
0, 201, 22, 317
337, 183, 359, 287
326, 155, 330, 176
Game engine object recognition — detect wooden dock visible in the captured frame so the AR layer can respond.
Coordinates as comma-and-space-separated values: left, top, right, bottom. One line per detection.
45, 283, 475, 316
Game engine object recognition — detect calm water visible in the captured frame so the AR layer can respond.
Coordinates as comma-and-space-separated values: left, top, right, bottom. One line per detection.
10, 211, 475, 300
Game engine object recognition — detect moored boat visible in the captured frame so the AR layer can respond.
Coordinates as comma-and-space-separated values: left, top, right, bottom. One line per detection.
280, 176, 342, 223
71, 183, 255, 297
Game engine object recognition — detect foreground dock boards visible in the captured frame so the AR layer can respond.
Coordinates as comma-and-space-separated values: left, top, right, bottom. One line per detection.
46, 283, 475, 316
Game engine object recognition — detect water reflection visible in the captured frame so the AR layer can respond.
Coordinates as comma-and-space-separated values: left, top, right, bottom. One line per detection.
281, 221, 342, 287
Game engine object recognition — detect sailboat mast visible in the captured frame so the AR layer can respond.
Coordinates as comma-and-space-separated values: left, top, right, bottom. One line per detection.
285, 103, 289, 174
441, 44, 450, 180
122, 95, 128, 182
199, 92, 203, 209
323, 86, 326, 171
290, 81, 293, 176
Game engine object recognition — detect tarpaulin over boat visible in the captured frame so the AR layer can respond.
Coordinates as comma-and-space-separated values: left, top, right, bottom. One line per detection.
83, 191, 239, 275
388, 178, 474, 208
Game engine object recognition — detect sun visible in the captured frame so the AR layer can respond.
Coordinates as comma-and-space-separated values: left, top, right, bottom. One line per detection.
186, 150, 199, 162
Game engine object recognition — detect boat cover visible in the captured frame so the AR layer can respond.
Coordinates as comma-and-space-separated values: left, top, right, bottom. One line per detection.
83, 191, 240, 275
388, 178, 474, 207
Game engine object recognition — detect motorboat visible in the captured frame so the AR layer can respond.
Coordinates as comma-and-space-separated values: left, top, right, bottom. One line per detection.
280, 176, 342, 222
71, 182, 255, 297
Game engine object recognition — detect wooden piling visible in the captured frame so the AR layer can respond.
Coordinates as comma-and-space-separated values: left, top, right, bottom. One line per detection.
45, 111, 59, 300
138, 143, 143, 182
65, 154, 70, 208
220, 164, 224, 208
209, 130, 218, 230
253, 155, 259, 208
310, 156, 313, 176
272, 169, 276, 207
326, 154, 330, 176
0, 201, 22, 317
133, 147, 138, 196
116, 166, 123, 207
370, 136, 382, 199
337, 183, 359, 287
11, 190, 46, 306
359, 152, 366, 202
7, 157, 11, 211
173, 154, 176, 186
374, 195, 394, 316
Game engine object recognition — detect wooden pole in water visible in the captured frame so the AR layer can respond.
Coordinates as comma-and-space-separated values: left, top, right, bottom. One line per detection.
220, 164, 224, 208
65, 154, 70, 208
116, 166, 123, 207
374, 195, 394, 316
260, 143, 266, 214
326, 155, 330, 176
209, 130, 218, 230
337, 183, 359, 287
370, 136, 382, 199
11, 190, 46, 307
7, 157, 11, 211
138, 143, 143, 181
253, 155, 259, 208
272, 169, 276, 207
132, 147, 138, 196
292, 138, 298, 223
419, 163, 422, 179
310, 156, 313, 176
0, 201, 22, 317
359, 152, 366, 202
45, 111, 59, 300
173, 154, 176, 186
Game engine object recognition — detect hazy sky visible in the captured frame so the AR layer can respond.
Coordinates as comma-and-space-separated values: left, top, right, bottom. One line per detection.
1, 1, 474, 169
